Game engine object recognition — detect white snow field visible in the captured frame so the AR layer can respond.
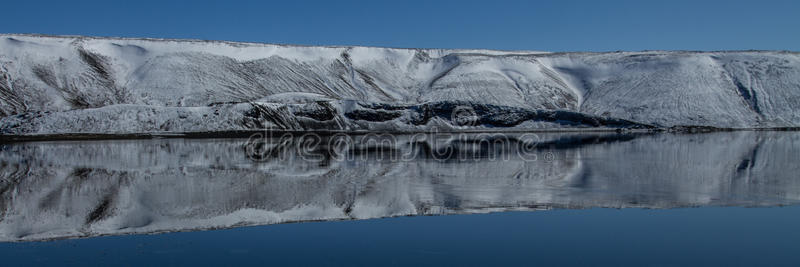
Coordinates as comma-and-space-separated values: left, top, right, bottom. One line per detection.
1, 34, 800, 135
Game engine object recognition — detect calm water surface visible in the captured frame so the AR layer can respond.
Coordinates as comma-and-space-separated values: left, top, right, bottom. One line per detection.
1, 131, 799, 265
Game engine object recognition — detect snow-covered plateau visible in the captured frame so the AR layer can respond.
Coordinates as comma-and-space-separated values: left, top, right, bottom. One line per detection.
1, 34, 800, 136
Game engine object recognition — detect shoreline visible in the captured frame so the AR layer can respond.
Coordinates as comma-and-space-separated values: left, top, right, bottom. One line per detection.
3, 126, 800, 143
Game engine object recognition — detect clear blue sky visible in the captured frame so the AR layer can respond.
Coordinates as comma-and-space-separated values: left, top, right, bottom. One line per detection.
4, 0, 799, 51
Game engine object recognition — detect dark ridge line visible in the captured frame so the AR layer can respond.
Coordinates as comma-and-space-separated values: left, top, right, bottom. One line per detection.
2, 127, 800, 143
0, 129, 639, 143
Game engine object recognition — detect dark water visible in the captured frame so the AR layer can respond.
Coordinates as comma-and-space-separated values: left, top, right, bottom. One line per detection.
2, 206, 800, 266
1, 131, 799, 265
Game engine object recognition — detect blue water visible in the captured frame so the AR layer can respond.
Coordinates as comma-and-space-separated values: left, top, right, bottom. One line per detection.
3, 206, 799, 266
2, 132, 800, 265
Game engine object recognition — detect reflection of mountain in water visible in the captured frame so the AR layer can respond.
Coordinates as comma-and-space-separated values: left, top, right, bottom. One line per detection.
1, 132, 799, 241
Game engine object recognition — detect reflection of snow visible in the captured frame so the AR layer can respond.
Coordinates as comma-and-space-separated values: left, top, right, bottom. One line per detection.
1, 131, 799, 241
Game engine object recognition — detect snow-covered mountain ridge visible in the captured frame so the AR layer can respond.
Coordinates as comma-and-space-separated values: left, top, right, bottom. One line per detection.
2, 34, 800, 135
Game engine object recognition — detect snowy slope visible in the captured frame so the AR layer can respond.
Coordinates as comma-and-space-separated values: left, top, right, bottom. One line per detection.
1, 34, 800, 135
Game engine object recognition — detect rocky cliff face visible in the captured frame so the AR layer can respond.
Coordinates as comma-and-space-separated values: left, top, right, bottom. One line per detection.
1, 34, 800, 135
